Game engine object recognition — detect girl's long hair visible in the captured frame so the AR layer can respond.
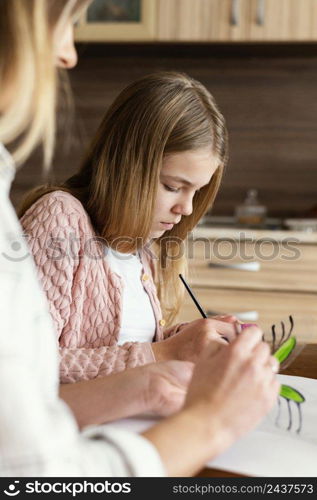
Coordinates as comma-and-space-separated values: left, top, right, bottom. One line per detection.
0, 0, 90, 166
19, 72, 228, 325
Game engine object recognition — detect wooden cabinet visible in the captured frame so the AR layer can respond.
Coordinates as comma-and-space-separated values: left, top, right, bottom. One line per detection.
75, 0, 157, 42
157, 0, 250, 41
178, 234, 317, 344
247, 0, 317, 41
157, 0, 317, 42
75, 0, 317, 43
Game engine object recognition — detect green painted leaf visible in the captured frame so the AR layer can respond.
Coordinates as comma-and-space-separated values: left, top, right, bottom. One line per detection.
274, 337, 296, 363
280, 384, 305, 403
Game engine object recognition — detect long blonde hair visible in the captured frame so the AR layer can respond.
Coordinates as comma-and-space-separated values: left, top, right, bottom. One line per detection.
0, 0, 90, 166
20, 72, 228, 325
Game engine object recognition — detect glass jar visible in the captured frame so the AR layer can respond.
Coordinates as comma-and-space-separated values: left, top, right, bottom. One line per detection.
235, 189, 267, 228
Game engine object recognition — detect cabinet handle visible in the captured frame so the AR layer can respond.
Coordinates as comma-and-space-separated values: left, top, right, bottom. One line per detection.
206, 309, 259, 322
208, 261, 261, 272
230, 0, 239, 26
256, 0, 265, 25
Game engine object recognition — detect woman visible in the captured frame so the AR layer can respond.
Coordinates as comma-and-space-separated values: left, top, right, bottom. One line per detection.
20, 72, 238, 384
0, 0, 197, 431
0, 0, 279, 476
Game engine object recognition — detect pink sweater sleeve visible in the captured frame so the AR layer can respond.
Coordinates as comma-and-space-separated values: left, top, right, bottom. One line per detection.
21, 194, 155, 383
60, 342, 155, 383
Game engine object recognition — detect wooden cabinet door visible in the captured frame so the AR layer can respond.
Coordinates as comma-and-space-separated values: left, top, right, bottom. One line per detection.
157, 0, 317, 42
157, 0, 250, 41
247, 0, 317, 41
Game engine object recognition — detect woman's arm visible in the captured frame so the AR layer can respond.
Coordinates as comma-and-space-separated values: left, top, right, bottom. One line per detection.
60, 360, 194, 428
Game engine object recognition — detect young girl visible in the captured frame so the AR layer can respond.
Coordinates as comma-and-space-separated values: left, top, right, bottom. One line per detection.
20, 71, 237, 383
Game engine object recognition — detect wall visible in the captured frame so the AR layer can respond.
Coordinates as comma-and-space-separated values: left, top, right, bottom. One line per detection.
11, 43, 317, 218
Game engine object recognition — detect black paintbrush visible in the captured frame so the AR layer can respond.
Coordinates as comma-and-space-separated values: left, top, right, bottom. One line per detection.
179, 273, 208, 319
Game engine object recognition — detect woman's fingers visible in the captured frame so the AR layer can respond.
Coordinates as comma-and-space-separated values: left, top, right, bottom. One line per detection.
252, 341, 271, 365
251, 344, 280, 388
269, 356, 280, 374
252, 342, 280, 373
231, 325, 264, 357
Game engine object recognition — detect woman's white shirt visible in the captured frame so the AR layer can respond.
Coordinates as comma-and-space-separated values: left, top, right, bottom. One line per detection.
106, 248, 156, 345
0, 143, 165, 476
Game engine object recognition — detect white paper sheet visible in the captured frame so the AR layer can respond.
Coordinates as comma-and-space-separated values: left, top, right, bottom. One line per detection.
107, 375, 317, 477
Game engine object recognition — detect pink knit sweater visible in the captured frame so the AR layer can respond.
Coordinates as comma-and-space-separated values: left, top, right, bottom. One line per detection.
21, 191, 180, 383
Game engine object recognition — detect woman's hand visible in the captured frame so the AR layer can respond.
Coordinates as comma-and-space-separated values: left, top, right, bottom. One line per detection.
184, 326, 280, 448
143, 326, 279, 476
152, 318, 238, 363
142, 360, 194, 417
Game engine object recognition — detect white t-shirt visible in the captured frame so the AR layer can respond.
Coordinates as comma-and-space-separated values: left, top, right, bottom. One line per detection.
106, 248, 156, 345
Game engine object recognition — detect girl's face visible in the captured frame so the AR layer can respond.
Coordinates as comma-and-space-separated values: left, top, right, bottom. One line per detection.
150, 148, 218, 239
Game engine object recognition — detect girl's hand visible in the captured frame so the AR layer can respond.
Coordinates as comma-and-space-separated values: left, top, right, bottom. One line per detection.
152, 318, 238, 363
211, 314, 237, 324
184, 326, 280, 448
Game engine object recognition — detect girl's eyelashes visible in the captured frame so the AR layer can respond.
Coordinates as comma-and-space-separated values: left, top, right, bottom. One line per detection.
163, 184, 180, 193
162, 183, 201, 195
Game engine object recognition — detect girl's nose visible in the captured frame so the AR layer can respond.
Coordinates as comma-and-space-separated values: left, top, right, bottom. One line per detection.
173, 197, 193, 217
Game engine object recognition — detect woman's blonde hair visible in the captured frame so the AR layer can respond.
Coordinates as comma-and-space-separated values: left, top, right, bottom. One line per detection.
20, 72, 228, 325
0, 0, 90, 166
